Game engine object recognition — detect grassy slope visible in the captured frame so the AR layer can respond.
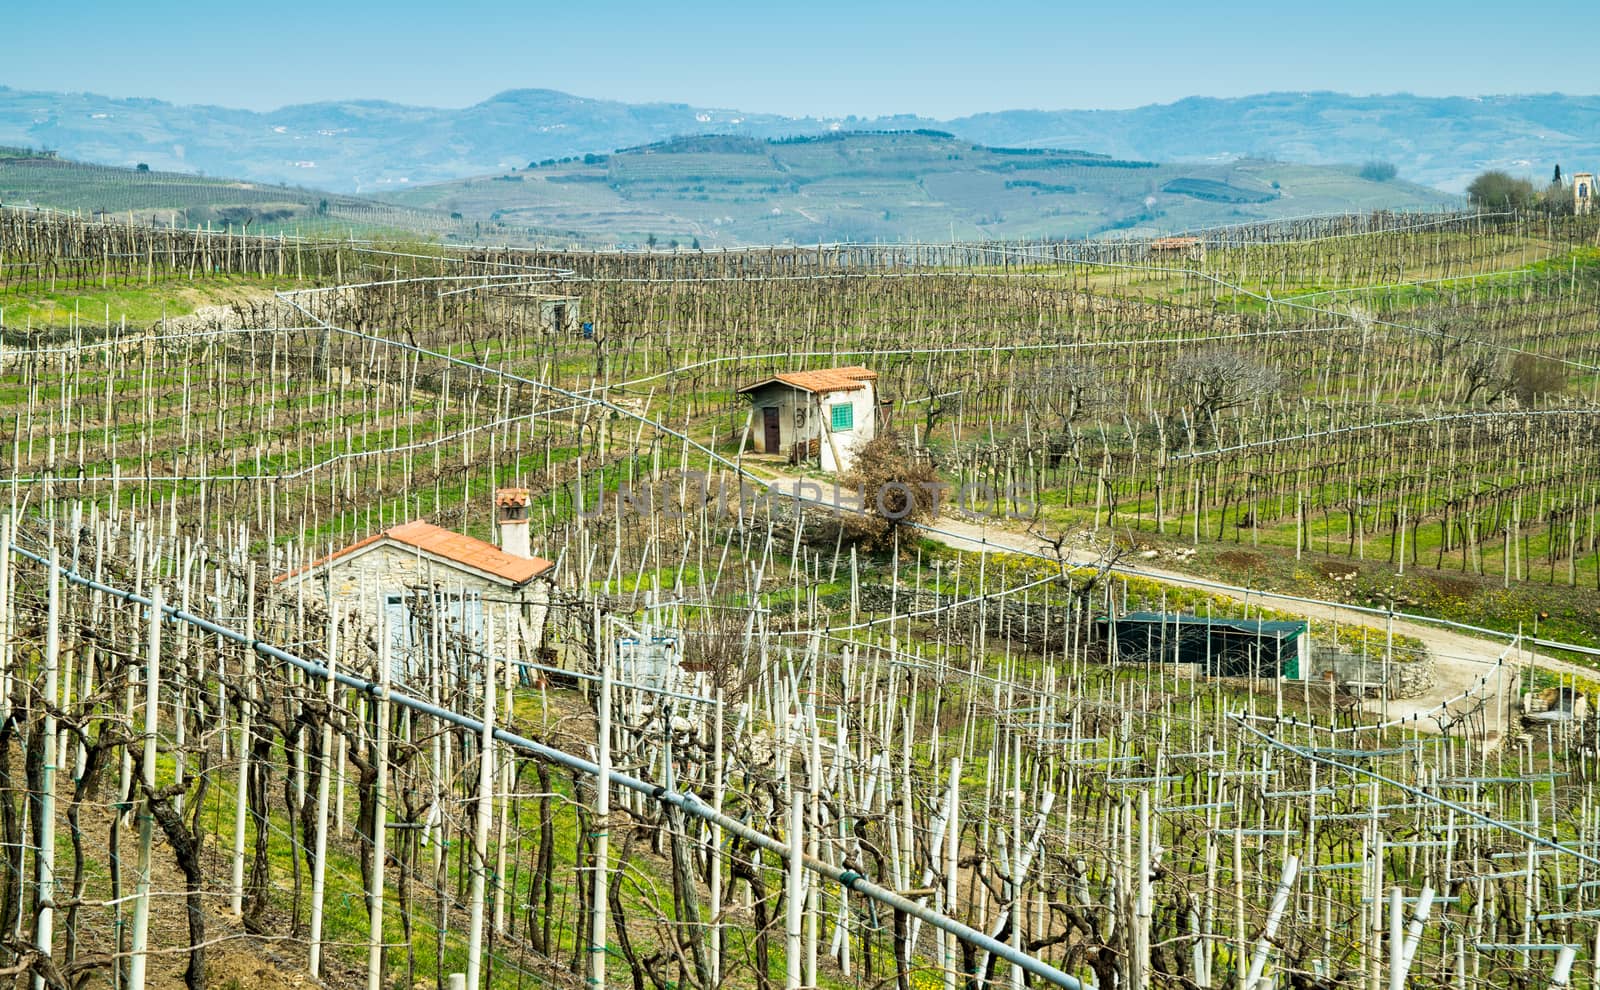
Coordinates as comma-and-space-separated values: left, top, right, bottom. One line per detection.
0, 156, 588, 247
0, 274, 298, 326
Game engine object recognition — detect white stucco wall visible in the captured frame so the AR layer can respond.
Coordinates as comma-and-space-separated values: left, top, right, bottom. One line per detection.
745, 378, 877, 471
820, 382, 877, 473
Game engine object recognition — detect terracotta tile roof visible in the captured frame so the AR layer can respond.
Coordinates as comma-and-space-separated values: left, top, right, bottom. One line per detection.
275, 530, 386, 583
1150, 236, 1203, 250
275, 519, 555, 586
738, 365, 877, 396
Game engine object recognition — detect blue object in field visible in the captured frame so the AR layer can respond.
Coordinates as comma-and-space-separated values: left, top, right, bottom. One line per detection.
582, 321, 594, 338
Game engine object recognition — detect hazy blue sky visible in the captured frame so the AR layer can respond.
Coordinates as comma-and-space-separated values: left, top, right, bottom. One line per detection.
9, 0, 1596, 116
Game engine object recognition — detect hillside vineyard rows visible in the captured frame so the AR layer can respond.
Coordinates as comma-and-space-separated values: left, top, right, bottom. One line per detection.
0, 205, 1599, 989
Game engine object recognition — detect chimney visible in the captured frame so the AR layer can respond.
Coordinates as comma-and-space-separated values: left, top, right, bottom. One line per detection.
495, 488, 532, 559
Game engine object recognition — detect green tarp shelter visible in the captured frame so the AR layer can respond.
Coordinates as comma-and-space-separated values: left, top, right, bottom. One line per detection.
1094, 611, 1306, 678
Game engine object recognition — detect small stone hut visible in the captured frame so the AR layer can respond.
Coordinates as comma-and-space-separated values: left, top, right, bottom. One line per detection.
1149, 236, 1206, 263
275, 489, 556, 687
737, 366, 879, 472
537, 295, 582, 334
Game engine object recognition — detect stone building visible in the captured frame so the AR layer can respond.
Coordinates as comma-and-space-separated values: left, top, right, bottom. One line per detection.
537, 295, 582, 334
737, 366, 879, 473
1575, 173, 1595, 216
275, 489, 556, 688
1149, 236, 1206, 264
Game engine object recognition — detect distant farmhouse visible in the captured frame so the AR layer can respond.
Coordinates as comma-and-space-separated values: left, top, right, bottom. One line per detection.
738, 366, 879, 473
1149, 236, 1206, 264
1576, 172, 1595, 216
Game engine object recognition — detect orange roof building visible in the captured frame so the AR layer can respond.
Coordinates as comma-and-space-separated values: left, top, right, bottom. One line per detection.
738, 366, 879, 396
737, 365, 880, 473
275, 497, 558, 687
1148, 236, 1206, 262
276, 519, 554, 588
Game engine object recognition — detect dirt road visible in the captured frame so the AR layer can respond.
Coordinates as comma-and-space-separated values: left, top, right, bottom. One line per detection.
761, 474, 1566, 750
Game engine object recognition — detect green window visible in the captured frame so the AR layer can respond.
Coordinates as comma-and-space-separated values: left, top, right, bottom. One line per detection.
830, 403, 854, 432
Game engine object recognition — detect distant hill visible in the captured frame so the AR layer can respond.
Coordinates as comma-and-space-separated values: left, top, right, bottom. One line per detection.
0, 87, 816, 193
380, 130, 1459, 246
0, 154, 587, 245
945, 92, 1600, 192
1, 86, 1595, 194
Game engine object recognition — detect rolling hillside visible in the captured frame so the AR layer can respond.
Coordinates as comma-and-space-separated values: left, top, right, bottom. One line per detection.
2, 85, 1594, 194
0, 148, 587, 245
0, 86, 809, 192
382, 131, 1460, 246
947, 92, 1600, 192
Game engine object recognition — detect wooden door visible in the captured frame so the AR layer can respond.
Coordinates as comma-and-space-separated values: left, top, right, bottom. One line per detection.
762, 407, 781, 452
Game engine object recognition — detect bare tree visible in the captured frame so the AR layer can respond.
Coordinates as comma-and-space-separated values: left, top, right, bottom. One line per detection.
1029, 521, 1133, 628
1542, 180, 1575, 216
1461, 349, 1509, 405
918, 365, 968, 439
1035, 361, 1103, 468
1036, 359, 1105, 430
1417, 316, 1469, 364
1168, 348, 1280, 442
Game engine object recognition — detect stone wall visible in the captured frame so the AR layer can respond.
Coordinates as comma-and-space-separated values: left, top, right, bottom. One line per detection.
1307, 645, 1435, 699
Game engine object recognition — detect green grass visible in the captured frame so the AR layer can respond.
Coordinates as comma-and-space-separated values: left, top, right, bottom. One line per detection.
0, 273, 307, 326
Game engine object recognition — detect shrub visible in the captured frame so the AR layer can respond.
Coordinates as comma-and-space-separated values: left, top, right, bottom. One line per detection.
1359, 161, 1397, 182
839, 430, 943, 547
1508, 353, 1566, 406
1466, 170, 1537, 209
